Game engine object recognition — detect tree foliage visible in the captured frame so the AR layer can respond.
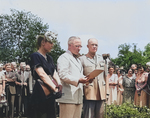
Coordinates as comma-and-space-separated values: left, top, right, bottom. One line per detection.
0, 9, 64, 64
143, 43, 150, 62
49, 40, 65, 65
0, 9, 48, 63
111, 43, 146, 70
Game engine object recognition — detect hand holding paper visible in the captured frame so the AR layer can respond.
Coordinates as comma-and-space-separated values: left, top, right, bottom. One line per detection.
79, 77, 89, 84
85, 69, 104, 85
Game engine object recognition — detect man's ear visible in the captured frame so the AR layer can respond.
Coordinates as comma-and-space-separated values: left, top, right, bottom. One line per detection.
87, 45, 89, 48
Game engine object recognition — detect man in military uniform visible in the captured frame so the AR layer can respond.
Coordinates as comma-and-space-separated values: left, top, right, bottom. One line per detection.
79, 38, 109, 118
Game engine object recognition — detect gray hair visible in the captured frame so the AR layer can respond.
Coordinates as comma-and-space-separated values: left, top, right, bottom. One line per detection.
11, 62, 16, 66
20, 62, 26, 67
68, 36, 80, 45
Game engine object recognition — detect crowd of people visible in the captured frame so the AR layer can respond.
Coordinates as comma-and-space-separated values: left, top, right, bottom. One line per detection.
0, 62, 33, 118
107, 63, 150, 108
0, 31, 150, 118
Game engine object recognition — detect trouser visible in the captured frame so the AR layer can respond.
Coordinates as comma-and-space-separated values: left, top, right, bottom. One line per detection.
8, 94, 15, 118
59, 103, 82, 118
83, 100, 104, 118
16, 95, 21, 116
22, 95, 28, 116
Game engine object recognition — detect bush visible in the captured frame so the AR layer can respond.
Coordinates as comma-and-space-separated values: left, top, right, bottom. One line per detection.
106, 102, 150, 118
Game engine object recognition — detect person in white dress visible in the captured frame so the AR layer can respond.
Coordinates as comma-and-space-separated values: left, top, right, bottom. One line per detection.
107, 66, 118, 105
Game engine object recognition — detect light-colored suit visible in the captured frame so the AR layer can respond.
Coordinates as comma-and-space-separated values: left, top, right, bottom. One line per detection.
79, 54, 109, 118
57, 50, 84, 104
57, 50, 84, 118
16, 70, 32, 116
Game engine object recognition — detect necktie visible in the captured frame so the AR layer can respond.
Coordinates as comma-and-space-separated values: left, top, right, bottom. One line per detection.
73, 54, 79, 58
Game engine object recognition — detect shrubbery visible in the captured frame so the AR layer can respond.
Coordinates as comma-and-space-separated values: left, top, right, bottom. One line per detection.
106, 102, 150, 118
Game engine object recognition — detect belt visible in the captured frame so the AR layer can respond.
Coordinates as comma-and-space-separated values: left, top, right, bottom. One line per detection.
124, 87, 135, 91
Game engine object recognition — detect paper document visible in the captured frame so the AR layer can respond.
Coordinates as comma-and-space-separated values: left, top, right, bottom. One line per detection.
87, 69, 104, 79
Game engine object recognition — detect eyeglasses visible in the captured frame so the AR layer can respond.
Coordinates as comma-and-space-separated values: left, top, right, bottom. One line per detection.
74, 45, 82, 48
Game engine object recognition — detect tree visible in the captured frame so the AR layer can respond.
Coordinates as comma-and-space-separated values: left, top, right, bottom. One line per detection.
143, 43, 150, 62
0, 9, 48, 63
111, 43, 146, 70
49, 40, 65, 65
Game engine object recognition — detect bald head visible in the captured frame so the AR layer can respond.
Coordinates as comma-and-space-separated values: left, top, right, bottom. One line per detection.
87, 38, 98, 54
88, 38, 98, 45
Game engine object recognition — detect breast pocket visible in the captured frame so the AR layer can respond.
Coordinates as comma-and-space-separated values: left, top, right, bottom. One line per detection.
83, 65, 94, 76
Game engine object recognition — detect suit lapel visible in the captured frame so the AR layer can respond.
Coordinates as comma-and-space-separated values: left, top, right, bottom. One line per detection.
66, 50, 82, 72
24, 71, 29, 82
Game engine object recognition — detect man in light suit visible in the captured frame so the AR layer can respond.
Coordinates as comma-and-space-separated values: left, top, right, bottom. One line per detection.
57, 36, 88, 118
25, 65, 33, 95
11, 62, 18, 72
79, 38, 109, 118
16, 62, 32, 117
15, 62, 26, 117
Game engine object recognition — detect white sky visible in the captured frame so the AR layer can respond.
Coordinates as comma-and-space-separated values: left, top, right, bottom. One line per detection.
0, 0, 150, 58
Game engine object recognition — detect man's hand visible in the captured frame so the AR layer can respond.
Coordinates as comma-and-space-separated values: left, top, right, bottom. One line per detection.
24, 82, 27, 86
30, 90, 33, 94
78, 77, 88, 84
88, 78, 95, 83
86, 74, 95, 83
7, 78, 15, 82
2, 90, 5, 95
